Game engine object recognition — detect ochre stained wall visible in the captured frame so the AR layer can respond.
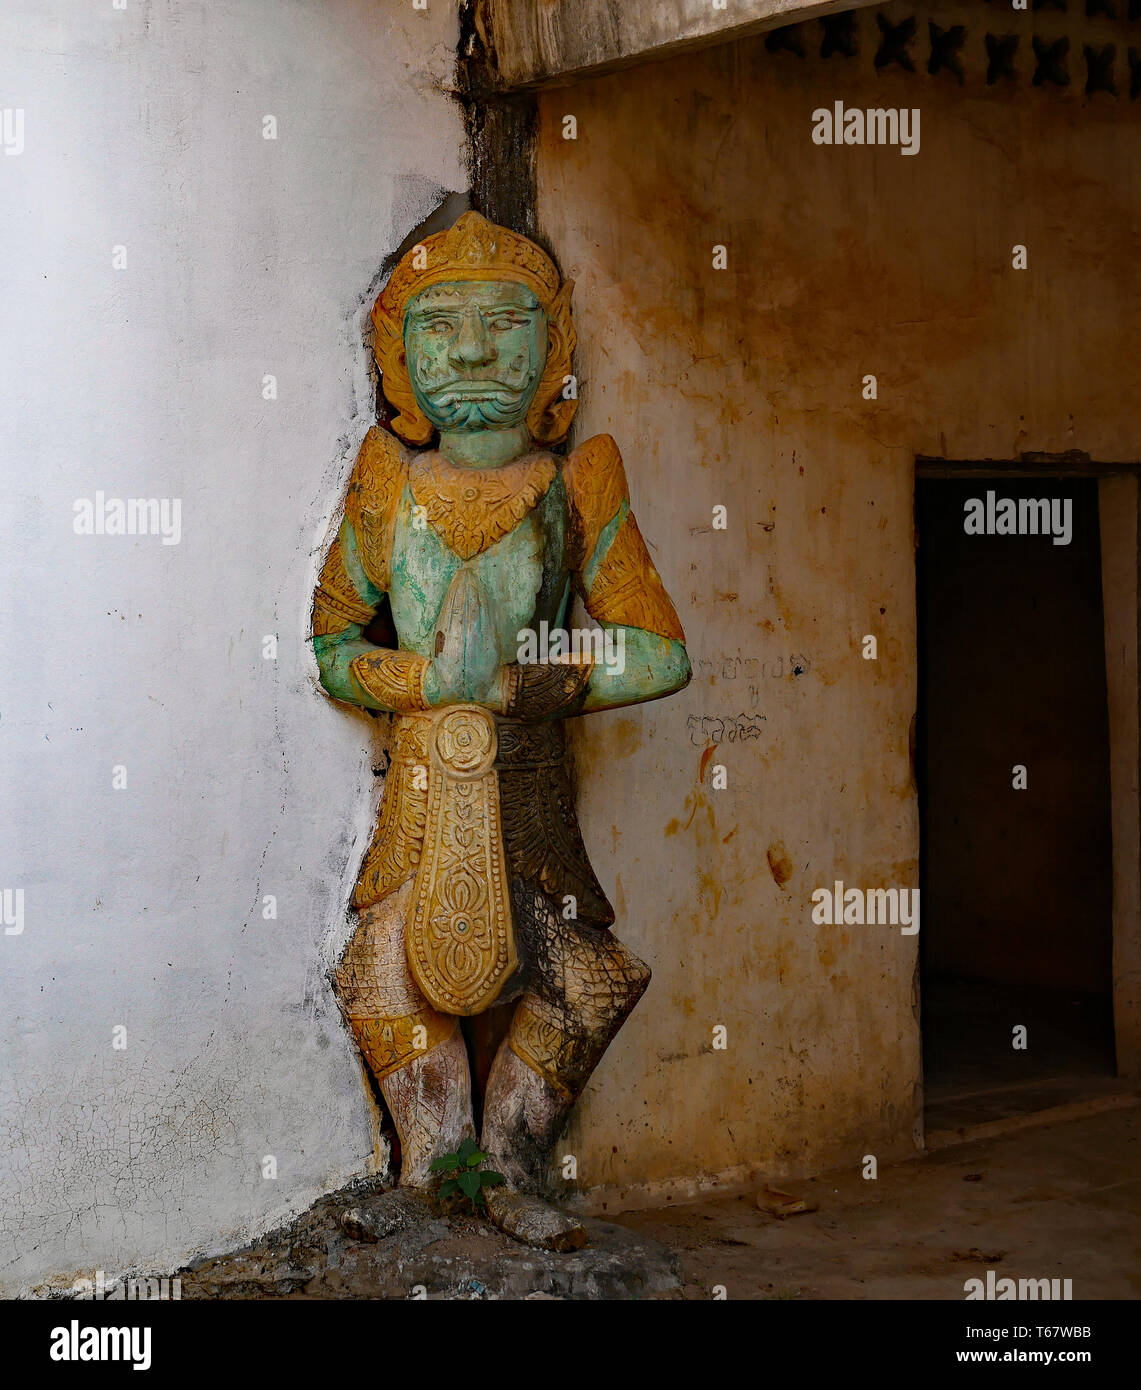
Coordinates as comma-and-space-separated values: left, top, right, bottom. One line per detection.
535, 0, 1141, 1205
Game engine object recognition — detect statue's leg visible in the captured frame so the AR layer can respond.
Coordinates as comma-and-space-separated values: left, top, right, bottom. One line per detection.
335, 879, 473, 1189
377, 1036, 472, 1187
482, 881, 651, 1192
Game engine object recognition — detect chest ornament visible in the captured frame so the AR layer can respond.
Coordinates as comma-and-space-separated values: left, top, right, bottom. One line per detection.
409, 452, 556, 561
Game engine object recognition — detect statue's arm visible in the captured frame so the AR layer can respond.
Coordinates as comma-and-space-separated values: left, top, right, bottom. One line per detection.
564, 434, 691, 717
311, 515, 440, 713
312, 428, 446, 715
576, 506, 691, 715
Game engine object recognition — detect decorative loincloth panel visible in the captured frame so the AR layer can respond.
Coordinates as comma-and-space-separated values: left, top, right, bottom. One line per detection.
354, 713, 615, 930
406, 705, 516, 1016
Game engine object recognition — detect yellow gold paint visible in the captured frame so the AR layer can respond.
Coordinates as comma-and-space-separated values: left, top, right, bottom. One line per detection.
350, 1011, 458, 1082
312, 536, 375, 637
349, 648, 432, 712
563, 433, 630, 570
407, 707, 517, 1016
586, 514, 686, 642
409, 451, 555, 561
353, 770, 429, 909
344, 427, 409, 594
508, 1000, 591, 1101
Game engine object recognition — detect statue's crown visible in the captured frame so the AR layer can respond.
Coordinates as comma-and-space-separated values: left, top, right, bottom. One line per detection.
376, 211, 561, 324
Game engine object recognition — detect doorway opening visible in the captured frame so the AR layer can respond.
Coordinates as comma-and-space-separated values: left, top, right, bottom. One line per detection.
916, 472, 1121, 1132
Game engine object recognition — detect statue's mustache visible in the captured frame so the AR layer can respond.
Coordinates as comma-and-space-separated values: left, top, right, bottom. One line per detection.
425, 379, 526, 407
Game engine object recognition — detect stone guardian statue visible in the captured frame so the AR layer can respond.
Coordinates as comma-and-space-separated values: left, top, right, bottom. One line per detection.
311, 212, 690, 1248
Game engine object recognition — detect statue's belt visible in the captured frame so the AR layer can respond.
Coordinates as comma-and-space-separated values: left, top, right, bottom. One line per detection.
396, 706, 562, 1016
353, 708, 614, 963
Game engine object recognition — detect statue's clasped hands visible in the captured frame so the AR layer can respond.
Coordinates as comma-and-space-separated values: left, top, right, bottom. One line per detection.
426, 566, 513, 712
425, 567, 591, 719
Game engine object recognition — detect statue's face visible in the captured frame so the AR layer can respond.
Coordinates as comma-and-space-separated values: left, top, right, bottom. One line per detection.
404, 280, 548, 434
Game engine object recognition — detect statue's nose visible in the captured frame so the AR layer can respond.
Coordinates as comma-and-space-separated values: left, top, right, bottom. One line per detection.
450, 310, 495, 367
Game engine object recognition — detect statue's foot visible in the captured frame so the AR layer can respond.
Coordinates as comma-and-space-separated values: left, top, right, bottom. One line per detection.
484, 1188, 589, 1253
339, 1187, 431, 1243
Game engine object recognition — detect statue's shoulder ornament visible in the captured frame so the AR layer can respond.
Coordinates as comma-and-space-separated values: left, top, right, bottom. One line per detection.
564, 433, 685, 644
562, 433, 630, 572
345, 426, 410, 593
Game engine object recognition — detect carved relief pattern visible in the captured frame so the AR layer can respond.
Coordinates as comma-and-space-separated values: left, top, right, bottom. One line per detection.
506, 881, 651, 1100
409, 452, 556, 560
508, 1002, 595, 1100
349, 648, 432, 712
379, 1028, 471, 1182
344, 427, 409, 593
353, 734, 430, 908
563, 433, 630, 570
350, 1012, 458, 1082
336, 882, 457, 1081
585, 514, 686, 642
497, 723, 615, 926
312, 536, 375, 637
353, 714, 612, 929
407, 707, 517, 1015
503, 660, 593, 720
376, 213, 562, 326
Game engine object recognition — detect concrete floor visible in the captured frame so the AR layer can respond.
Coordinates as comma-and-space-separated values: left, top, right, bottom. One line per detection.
174, 1102, 1141, 1299
612, 1106, 1141, 1300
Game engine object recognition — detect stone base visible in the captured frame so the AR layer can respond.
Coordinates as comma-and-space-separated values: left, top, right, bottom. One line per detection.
178, 1177, 680, 1300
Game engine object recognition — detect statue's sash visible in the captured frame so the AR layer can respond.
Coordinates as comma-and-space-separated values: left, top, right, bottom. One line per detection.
406, 705, 517, 1015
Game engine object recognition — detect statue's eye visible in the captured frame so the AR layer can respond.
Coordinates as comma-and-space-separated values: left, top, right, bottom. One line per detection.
489, 316, 523, 331
426, 320, 453, 335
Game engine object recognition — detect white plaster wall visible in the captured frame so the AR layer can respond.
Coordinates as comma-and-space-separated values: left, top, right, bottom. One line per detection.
0, 0, 465, 1294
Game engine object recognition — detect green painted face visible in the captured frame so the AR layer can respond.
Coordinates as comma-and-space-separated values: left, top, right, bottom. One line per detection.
404, 280, 548, 434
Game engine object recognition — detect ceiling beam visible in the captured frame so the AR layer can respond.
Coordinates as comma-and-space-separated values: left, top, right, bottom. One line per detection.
482, 0, 875, 90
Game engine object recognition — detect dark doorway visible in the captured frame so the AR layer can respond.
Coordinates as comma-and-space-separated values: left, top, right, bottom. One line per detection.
916, 475, 1117, 1130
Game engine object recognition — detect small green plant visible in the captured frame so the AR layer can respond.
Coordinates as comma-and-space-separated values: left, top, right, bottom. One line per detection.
430, 1137, 506, 1212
